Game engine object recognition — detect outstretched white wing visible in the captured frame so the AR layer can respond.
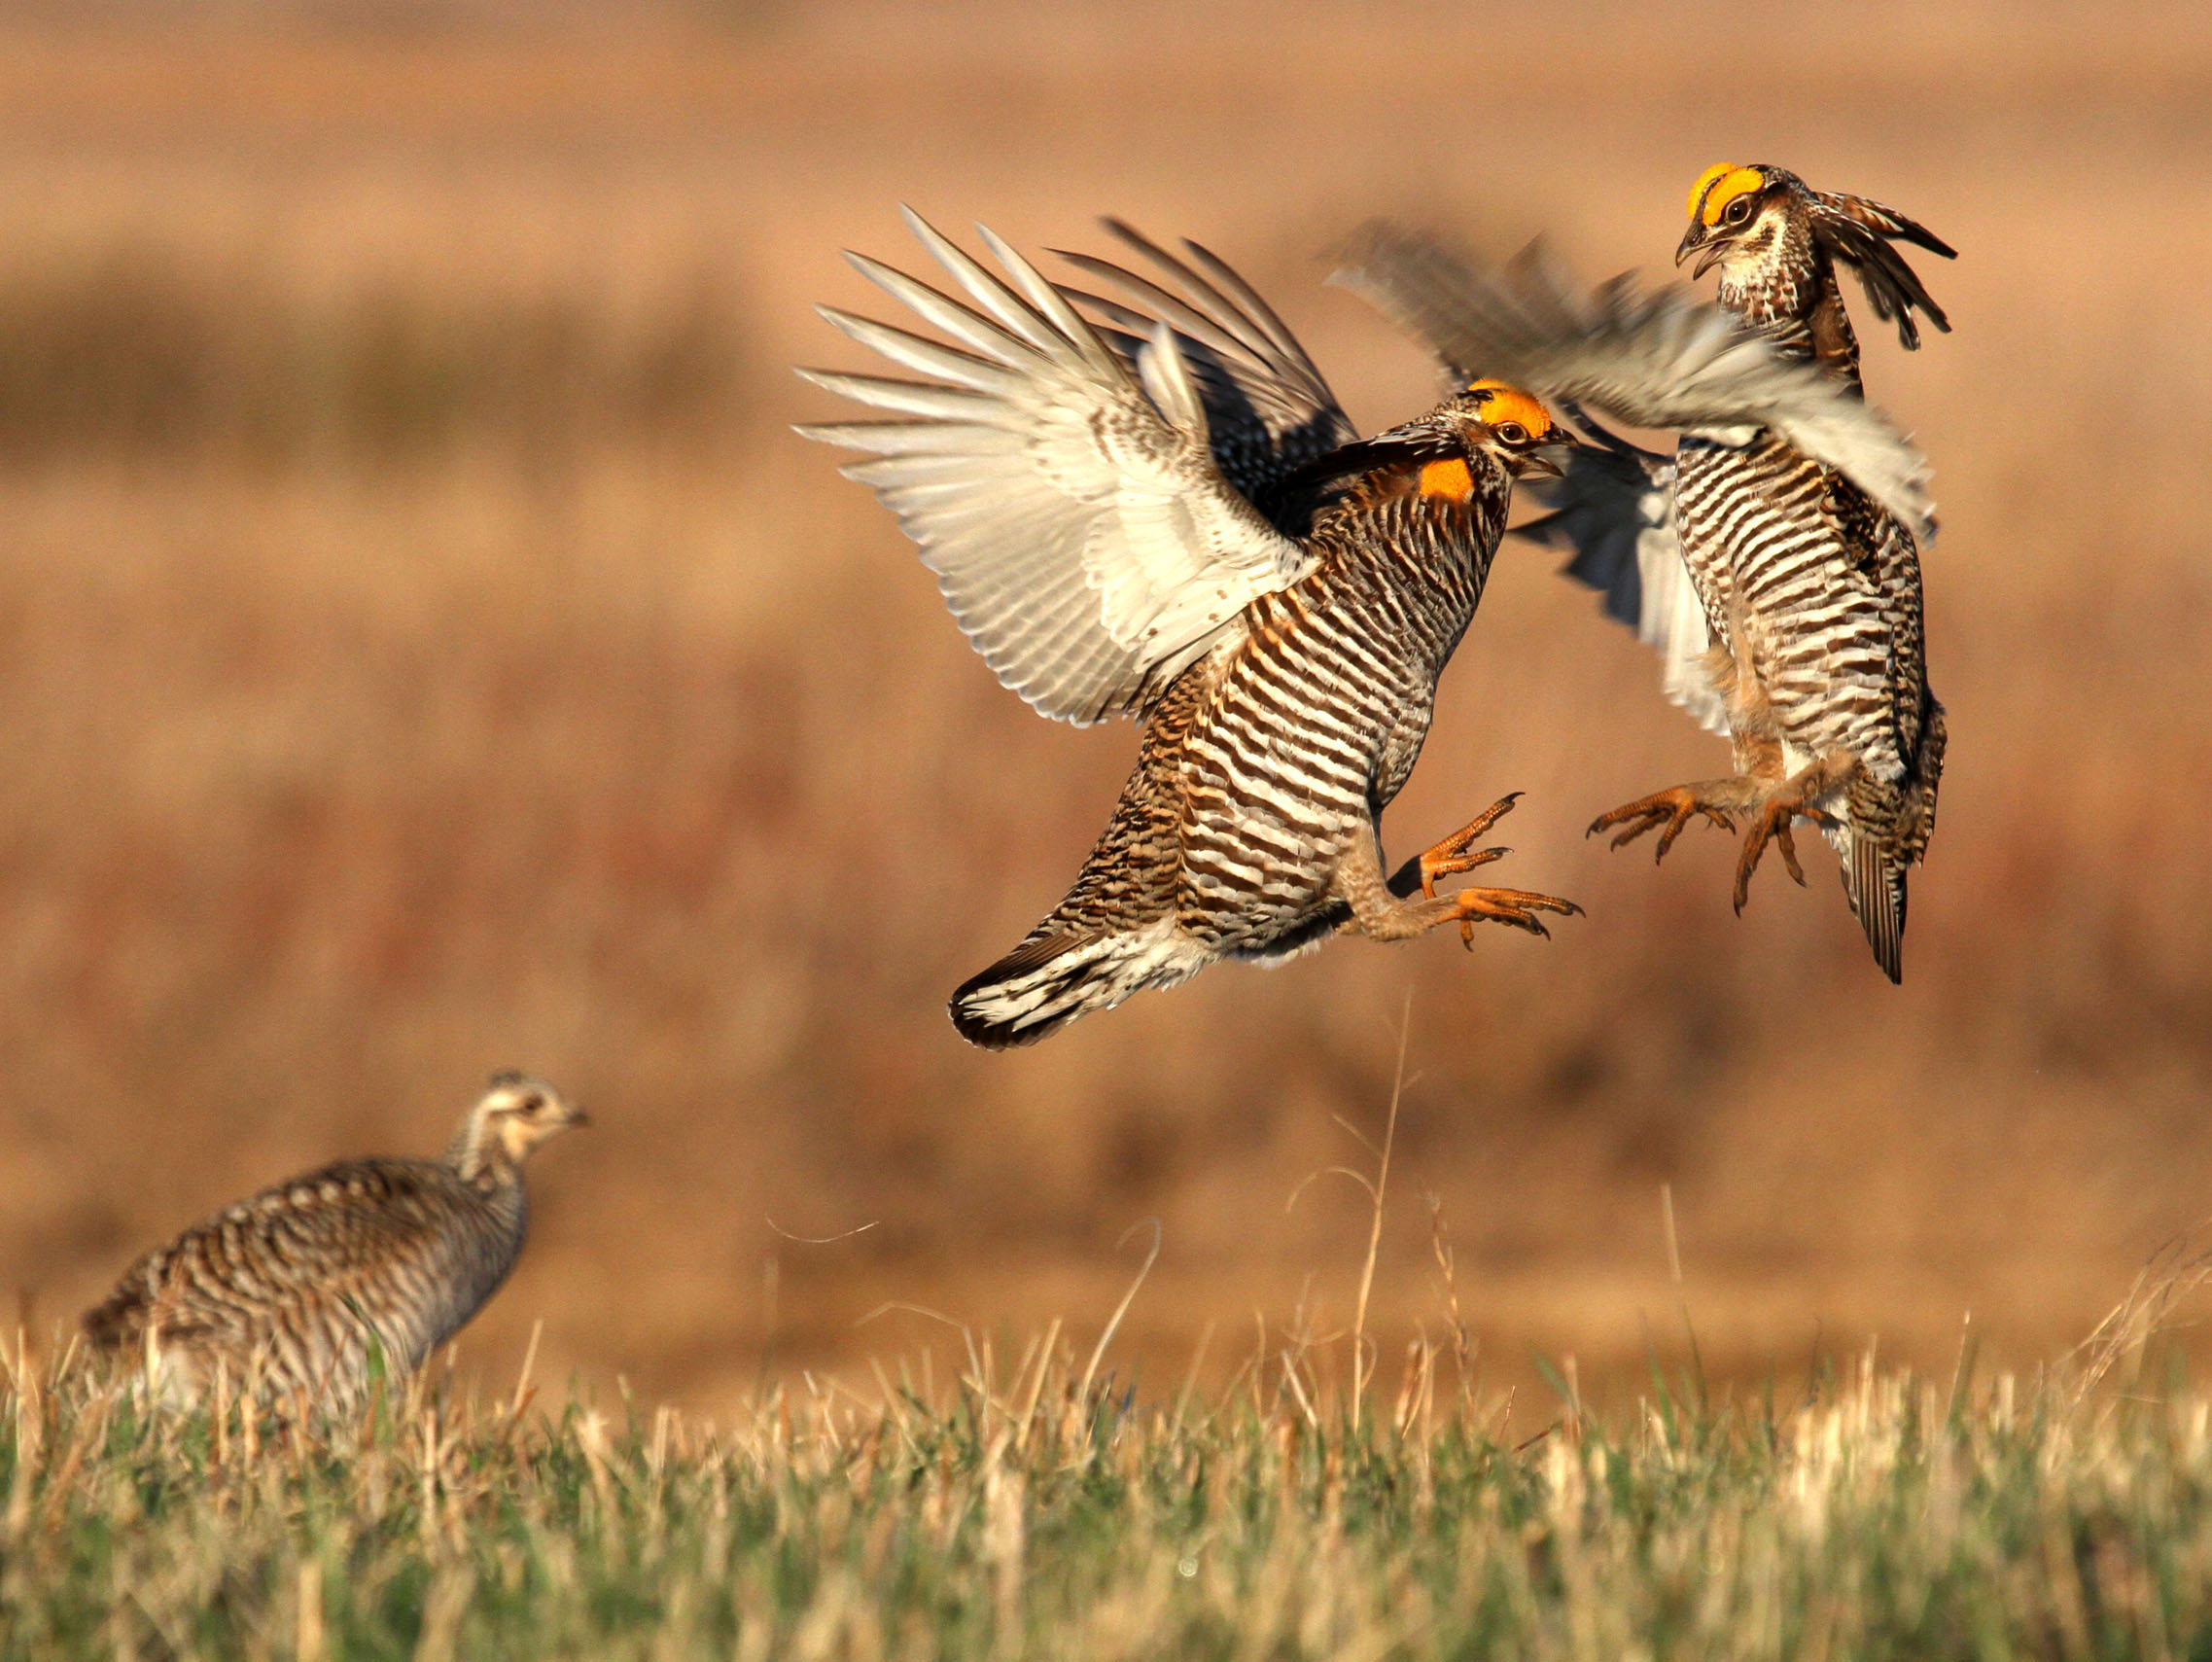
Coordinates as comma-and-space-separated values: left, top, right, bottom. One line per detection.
1332, 230, 1936, 544
798, 209, 1317, 725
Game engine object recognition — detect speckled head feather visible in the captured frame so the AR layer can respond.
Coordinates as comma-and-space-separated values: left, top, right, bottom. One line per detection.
1804, 186, 1956, 348
451, 1073, 588, 1182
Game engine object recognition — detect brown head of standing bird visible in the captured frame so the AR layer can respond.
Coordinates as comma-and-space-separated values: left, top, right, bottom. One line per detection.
83, 1073, 586, 1411
800, 212, 1591, 1047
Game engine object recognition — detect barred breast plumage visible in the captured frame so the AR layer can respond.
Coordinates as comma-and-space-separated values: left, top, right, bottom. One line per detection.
84, 1073, 586, 1409
800, 214, 1589, 1046
984, 460, 1516, 1030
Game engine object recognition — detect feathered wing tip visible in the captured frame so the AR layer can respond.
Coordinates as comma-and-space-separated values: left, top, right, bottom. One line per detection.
949, 923, 1197, 1049
1841, 829, 1907, 983
1808, 191, 1956, 350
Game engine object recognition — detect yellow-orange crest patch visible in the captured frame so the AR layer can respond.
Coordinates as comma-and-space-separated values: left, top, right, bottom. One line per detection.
1418, 457, 1475, 502
1691, 163, 1766, 226
1466, 379, 1555, 440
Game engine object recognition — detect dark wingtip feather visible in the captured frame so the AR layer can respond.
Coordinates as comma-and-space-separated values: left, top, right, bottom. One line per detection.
1843, 833, 1907, 983
1811, 194, 1954, 350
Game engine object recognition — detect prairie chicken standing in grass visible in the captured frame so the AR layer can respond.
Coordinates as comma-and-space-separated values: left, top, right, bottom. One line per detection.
801, 212, 1589, 1047
1340, 173, 1951, 980
83, 1073, 585, 1409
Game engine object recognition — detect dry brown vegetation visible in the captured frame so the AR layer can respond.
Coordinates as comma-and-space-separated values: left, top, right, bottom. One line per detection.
0, 1, 2208, 1417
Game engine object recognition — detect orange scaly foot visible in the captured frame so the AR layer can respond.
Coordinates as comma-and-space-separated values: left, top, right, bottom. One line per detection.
1416, 795, 1549, 945
1731, 795, 1834, 914
1587, 784, 1738, 862
1384, 795, 1583, 945
1449, 883, 1585, 943
1417, 795, 1521, 899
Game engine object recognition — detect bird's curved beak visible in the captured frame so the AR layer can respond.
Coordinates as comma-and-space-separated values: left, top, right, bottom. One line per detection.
1521, 437, 1573, 480
1679, 219, 1739, 276
567, 1108, 591, 1130
1678, 224, 1729, 280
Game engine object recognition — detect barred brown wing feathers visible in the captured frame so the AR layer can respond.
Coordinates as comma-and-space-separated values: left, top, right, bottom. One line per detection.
84, 1155, 518, 1400
81, 1247, 168, 1349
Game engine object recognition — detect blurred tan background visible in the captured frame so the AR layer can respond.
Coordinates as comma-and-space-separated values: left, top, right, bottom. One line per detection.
2, 0, 2206, 1417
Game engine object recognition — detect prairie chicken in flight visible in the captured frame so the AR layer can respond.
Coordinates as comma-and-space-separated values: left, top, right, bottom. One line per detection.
1341, 170, 1951, 981
801, 212, 1587, 1047
84, 1074, 585, 1409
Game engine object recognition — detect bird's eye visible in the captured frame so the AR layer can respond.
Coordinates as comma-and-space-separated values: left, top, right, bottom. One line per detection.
1725, 196, 1753, 225
1496, 423, 1527, 444
519, 1093, 545, 1115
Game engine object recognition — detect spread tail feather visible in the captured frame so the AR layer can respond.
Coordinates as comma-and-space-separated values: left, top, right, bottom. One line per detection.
1840, 829, 1907, 983
949, 921, 1199, 1049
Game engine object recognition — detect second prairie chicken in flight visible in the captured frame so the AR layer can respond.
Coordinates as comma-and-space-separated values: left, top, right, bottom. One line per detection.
1342, 169, 1951, 981
801, 212, 1586, 1047
83, 1074, 585, 1409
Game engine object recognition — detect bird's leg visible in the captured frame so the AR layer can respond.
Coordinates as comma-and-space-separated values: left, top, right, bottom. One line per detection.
1732, 760, 1844, 915
1350, 796, 1583, 946
1586, 778, 1764, 862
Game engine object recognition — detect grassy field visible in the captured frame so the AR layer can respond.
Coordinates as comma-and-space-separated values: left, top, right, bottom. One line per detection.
12, 1308, 2212, 1660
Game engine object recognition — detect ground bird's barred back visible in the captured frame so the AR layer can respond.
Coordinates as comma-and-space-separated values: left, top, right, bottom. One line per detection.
803, 215, 1581, 1045
83, 1074, 585, 1409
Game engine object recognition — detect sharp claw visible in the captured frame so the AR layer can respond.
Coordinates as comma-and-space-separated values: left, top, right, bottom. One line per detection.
1777, 825, 1807, 887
